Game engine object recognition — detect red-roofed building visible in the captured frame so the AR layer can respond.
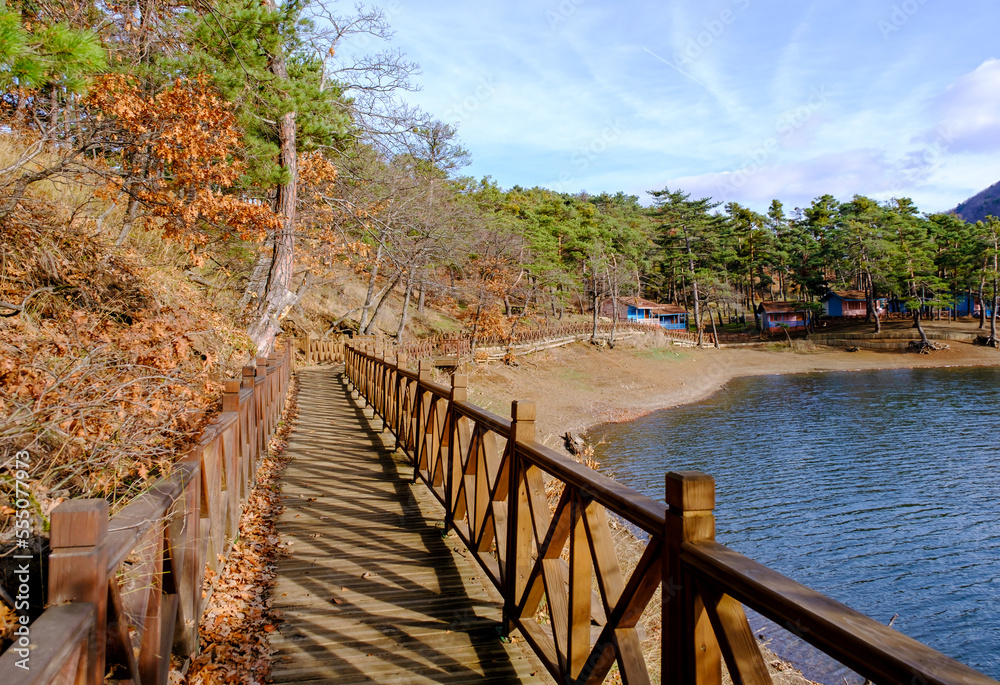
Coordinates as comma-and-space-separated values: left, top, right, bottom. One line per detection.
756, 301, 812, 329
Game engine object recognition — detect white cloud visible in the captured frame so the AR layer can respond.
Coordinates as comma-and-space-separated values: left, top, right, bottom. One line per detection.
931, 58, 1000, 153
383, 1, 1000, 214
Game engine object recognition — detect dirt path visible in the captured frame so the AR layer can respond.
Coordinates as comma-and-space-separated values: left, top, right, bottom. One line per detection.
461, 333, 1000, 448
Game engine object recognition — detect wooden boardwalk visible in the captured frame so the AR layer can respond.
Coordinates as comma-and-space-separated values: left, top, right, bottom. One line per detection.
268, 367, 550, 684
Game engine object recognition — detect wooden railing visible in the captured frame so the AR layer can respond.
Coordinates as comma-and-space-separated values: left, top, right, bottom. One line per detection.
0, 345, 293, 685
296, 317, 794, 369
343, 340, 998, 685
300, 335, 346, 364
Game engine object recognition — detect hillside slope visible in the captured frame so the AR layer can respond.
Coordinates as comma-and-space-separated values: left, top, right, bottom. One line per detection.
951, 179, 1000, 223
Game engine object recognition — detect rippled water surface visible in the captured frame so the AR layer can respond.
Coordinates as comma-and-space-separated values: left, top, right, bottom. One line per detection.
589, 367, 1000, 680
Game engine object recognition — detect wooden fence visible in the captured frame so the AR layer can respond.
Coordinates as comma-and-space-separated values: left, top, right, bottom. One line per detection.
0, 344, 293, 685
343, 340, 997, 685
297, 322, 712, 368
300, 335, 346, 364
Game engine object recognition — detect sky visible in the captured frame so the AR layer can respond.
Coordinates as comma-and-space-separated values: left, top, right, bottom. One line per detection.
348, 0, 1000, 214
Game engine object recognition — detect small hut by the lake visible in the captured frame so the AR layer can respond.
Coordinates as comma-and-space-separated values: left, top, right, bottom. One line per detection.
601, 297, 689, 330
954, 292, 995, 318
756, 301, 812, 330
820, 290, 889, 317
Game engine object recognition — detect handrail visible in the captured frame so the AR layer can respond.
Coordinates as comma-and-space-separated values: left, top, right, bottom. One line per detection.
0, 344, 294, 685
515, 439, 667, 536
295, 318, 747, 369
682, 541, 993, 685
343, 340, 999, 685
4, 603, 96, 685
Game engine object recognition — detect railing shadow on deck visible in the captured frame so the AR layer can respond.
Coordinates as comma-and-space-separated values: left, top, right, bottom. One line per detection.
342, 339, 999, 685
268, 371, 533, 682
0, 345, 293, 685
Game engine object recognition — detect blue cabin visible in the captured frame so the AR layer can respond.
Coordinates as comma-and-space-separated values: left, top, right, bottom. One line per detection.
756, 301, 811, 329
820, 290, 888, 317
602, 297, 689, 330
954, 292, 995, 318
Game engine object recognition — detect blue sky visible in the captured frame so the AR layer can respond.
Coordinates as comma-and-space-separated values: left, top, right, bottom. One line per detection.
355, 0, 1000, 214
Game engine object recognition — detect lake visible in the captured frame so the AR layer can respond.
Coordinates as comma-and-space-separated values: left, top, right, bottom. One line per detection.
588, 366, 1000, 683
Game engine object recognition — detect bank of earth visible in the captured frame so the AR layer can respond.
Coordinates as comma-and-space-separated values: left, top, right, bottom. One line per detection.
465, 335, 1000, 449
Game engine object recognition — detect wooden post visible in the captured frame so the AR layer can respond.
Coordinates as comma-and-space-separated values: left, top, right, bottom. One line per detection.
305, 332, 314, 365
503, 401, 535, 636
242, 364, 256, 390
345, 343, 354, 392
267, 352, 279, 426
255, 357, 267, 453
446, 374, 468, 527
413, 360, 431, 478
242, 364, 258, 469
222, 379, 241, 413
376, 349, 386, 428
450, 374, 467, 402
49, 500, 109, 685
663, 471, 721, 685
395, 353, 408, 451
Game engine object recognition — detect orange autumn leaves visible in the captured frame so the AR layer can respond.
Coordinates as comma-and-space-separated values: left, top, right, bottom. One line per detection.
86, 74, 281, 245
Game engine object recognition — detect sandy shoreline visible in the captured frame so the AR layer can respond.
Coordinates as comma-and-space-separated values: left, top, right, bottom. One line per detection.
462, 331, 1000, 449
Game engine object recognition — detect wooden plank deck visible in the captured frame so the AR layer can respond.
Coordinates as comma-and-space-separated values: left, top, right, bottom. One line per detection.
268, 367, 550, 684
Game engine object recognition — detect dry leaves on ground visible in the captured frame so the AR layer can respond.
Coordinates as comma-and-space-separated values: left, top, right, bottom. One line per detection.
183, 374, 299, 685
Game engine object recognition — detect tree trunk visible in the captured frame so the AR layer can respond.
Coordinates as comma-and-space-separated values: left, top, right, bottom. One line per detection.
115, 193, 141, 247
247, 3, 298, 354
865, 272, 881, 334
685, 236, 702, 347
590, 288, 599, 342
709, 307, 719, 349
396, 272, 413, 340
247, 106, 297, 354
358, 242, 383, 333
324, 307, 362, 337
696, 295, 705, 348
362, 268, 404, 335
609, 293, 618, 345
979, 276, 987, 329
914, 309, 929, 345
990, 282, 998, 343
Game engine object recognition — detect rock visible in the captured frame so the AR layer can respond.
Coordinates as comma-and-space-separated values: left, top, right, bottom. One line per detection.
562, 431, 586, 456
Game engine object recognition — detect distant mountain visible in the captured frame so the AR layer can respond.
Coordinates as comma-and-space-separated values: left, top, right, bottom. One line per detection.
950, 180, 1000, 223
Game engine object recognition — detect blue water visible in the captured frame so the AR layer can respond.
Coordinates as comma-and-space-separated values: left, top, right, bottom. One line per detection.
588, 367, 1000, 681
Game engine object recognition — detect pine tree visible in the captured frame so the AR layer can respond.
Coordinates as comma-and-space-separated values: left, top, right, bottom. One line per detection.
649, 188, 726, 346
